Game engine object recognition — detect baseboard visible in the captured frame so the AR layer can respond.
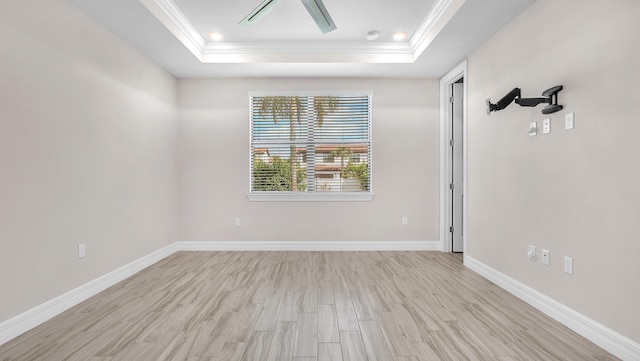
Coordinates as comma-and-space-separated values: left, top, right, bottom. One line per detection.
177, 240, 441, 251
464, 256, 640, 361
0, 243, 177, 346
0, 240, 440, 347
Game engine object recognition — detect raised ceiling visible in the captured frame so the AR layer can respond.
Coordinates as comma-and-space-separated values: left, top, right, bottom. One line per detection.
71, 0, 535, 78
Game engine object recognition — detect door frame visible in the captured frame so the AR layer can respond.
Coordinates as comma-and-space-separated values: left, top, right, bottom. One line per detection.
439, 60, 468, 254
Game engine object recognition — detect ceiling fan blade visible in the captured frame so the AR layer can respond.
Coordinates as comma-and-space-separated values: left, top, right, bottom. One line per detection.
239, 0, 283, 25
300, 0, 337, 33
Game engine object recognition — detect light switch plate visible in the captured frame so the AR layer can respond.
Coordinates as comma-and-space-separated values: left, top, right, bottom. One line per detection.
528, 245, 536, 261
564, 256, 574, 274
529, 121, 537, 136
565, 113, 575, 129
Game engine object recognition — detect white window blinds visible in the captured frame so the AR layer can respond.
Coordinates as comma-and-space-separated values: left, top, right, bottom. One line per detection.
250, 94, 372, 195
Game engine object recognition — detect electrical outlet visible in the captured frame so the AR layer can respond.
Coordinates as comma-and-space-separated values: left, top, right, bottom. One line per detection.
528, 245, 536, 261
542, 118, 551, 134
542, 249, 550, 266
564, 256, 574, 274
234, 218, 241, 227
78, 243, 86, 258
402, 216, 408, 226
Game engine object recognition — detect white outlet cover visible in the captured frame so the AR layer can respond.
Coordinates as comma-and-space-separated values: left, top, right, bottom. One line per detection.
78, 243, 86, 258
529, 121, 537, 136
542, 249, 550, 266
543, 118, 550, 134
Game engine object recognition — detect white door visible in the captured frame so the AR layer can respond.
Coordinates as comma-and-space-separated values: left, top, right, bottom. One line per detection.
451, 81, 464, 252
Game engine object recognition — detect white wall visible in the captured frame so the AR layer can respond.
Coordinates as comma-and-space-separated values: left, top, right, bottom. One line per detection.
178, 78, 439, 244
0, 0, 178, 322
467, 0, 640, 343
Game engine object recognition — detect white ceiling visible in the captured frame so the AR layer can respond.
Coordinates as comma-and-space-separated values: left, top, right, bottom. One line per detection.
70, 0, 535, 78
178, 0, 435, 43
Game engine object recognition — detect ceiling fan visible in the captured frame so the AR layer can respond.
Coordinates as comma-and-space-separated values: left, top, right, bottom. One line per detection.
239, 0, 337, 34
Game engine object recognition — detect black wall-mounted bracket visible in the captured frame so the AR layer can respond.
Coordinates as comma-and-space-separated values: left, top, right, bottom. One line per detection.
486, 85, 563, 115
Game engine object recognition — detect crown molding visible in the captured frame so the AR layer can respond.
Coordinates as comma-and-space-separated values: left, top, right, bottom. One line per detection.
411, 0, 466, 59
139, 0, 465, 64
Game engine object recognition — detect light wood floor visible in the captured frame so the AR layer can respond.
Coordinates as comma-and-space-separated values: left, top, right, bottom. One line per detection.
0, 251, 618, 361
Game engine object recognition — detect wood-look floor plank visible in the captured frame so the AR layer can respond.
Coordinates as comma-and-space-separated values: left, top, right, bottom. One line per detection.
241, 330, 273, 361
266, 321, 296, 361
411, 341, 448, 361
219, 341, 248, 361
359, 320, 394, 361
375, 311, 413, 356
162, 331, 205, 360
279, 291, 303, 322
403, 295, 443, 332
0, 251, 619, 361
388, 303, 423, 342
302, 287, 319, 313
254, 296, 282, 331
319, 280, 335, 305
349, 290, 376, 321
294, 312, 318, 357
335, 297, 359, 331
318, 304, 340, 343
363, 285, 391, 313
332, 275, 350, 299
318, 343, 343, 361
226, 303, 264, 343
339, 331, 368, 361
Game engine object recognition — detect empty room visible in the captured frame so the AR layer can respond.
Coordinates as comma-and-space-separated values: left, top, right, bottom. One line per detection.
1, 0, 639, 360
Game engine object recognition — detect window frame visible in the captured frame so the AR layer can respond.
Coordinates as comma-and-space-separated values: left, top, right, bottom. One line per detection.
247, 90, 374, 202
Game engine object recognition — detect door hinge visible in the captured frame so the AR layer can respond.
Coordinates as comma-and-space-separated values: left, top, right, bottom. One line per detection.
449, 139, 454, 147
449, 183, 454, 190
449, 96, 455, 104
449, 226, 454, 233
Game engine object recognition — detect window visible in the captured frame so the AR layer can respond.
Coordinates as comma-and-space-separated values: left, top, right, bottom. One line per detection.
248, 92, 372, 201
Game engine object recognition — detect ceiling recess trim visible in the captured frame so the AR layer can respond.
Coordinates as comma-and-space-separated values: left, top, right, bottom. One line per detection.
139, 0, 466, 64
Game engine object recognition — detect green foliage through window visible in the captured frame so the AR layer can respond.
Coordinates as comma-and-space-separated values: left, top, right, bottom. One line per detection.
253, 157, 306, 191
344, 162, 369, 192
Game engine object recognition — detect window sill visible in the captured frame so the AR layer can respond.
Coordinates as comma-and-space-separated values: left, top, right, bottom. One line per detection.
247, 192, 374, 202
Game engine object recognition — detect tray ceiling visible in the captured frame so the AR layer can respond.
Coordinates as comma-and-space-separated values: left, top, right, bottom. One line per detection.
71, 0, 536, 77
